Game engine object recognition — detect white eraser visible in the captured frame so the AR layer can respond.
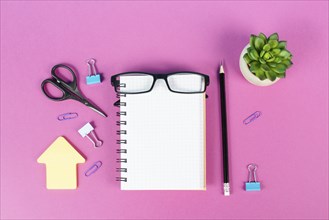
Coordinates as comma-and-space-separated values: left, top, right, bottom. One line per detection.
224, 183, 230, 196
78, 122, 94, 137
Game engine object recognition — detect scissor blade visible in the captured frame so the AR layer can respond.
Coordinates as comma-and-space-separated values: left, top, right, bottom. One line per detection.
69, 89, 107, 117
82, 99, 107, 117
89, 105, 107, 118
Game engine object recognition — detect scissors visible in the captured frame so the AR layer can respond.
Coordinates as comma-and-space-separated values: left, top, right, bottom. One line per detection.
41, 64, 107, 117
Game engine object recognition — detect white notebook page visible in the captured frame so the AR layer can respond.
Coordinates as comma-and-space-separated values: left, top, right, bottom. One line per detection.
119, 78, 206, 190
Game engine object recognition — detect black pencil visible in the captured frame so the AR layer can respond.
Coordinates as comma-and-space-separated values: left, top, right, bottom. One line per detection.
219, 62, 230, 196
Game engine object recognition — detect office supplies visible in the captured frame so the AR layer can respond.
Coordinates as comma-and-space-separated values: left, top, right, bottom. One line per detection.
243, 111, 262, 125
78, 122, 103, 148
111, 71, 209, 190
86, 58, 102, 85
37, 136, 85, 189
219, 62, 230, 196
57, 112, 78, 121
245, 164, 261, 191
85, 161, 102, 177
41, 64, 107, 117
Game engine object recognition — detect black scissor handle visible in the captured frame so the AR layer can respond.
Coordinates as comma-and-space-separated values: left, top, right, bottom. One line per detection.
41, 78, 69, 101
51, 64, 78, 91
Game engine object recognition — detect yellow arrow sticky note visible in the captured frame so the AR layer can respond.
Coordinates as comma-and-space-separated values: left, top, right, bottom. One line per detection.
37, 136, 86, 190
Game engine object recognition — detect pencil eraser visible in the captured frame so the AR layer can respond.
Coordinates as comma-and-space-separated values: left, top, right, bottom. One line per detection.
245, 182, 261, 191
224, 183, 230, 196
86, 74, 101, 85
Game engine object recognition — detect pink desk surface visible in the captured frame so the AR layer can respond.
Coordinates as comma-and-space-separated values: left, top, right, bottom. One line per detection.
1, 1, 328, 219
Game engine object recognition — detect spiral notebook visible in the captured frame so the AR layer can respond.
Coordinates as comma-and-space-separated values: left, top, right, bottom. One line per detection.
116, 79, 206, 190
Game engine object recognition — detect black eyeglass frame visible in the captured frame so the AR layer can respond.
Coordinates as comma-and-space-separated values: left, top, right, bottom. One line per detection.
111, 72, 210, 94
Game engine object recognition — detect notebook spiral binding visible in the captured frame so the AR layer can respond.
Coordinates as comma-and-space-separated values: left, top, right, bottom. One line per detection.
114, 87, 128, 182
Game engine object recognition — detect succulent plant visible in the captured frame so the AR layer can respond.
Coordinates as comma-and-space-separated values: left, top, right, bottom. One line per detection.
243, 33, 293, 81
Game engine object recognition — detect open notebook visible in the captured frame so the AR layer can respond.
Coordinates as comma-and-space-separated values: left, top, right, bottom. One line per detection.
116, 77, 206, 190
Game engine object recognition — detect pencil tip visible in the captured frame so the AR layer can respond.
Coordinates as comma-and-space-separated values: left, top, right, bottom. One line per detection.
219, 62, 225, 74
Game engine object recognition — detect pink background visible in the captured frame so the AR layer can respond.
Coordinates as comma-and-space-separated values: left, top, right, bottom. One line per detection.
1, 1, 328, 219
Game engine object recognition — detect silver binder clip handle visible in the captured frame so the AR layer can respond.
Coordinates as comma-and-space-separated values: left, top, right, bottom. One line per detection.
86, 58, 97, 76
248, 164, 258, 182
86, 131, 103, 148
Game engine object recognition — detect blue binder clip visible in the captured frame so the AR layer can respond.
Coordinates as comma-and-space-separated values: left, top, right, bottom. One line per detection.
86, 58, 102, 85
245, 164, 261, 191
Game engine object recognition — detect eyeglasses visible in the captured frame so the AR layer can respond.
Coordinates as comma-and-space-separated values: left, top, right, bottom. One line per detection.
111, 72, 210, 94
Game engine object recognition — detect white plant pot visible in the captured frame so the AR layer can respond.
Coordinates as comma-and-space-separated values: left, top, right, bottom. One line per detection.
239, 44, 280, 86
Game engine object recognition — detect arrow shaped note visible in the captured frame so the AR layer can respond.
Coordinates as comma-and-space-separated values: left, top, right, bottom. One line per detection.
37, 136, 86, 189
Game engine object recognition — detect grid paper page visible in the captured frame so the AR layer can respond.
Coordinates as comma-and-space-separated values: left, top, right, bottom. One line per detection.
119, 78, 206, 190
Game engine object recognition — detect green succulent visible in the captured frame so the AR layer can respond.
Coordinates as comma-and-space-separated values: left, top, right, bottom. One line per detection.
243, 33, 293, 81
